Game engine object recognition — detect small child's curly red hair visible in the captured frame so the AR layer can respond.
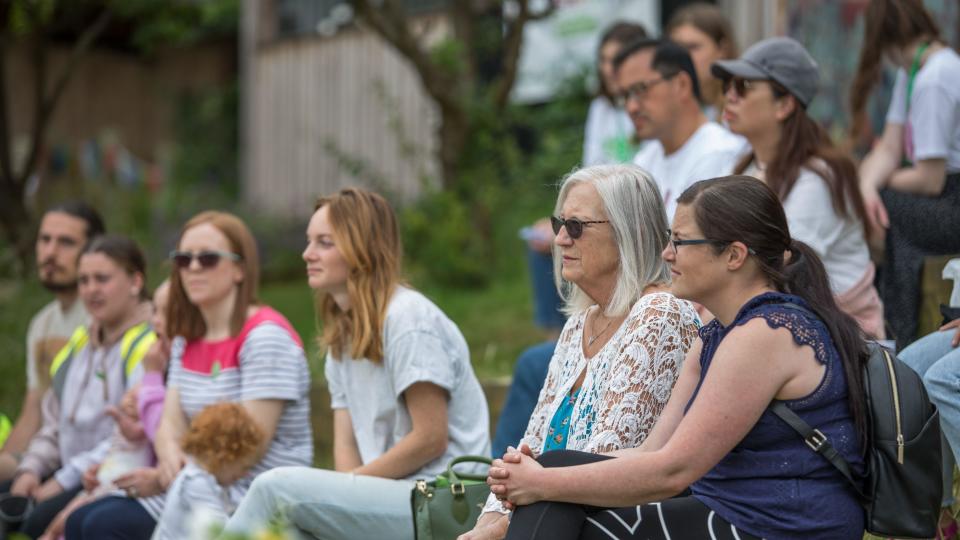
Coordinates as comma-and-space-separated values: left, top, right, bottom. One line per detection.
181, 402, 264, 478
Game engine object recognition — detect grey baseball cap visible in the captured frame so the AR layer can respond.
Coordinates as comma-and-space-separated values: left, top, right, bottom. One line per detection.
711, 37, 820, 107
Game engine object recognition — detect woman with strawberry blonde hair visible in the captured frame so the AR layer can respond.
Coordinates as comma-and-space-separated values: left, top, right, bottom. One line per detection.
67, 211, 313, 539
223, 187, 490, 539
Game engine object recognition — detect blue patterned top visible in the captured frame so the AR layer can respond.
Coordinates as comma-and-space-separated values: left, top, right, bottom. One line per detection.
543, 388, 582, 452
688, 292, 865, 540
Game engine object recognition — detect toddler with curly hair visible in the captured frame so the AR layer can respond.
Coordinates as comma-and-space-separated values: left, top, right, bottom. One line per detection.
151, 401, 264, 540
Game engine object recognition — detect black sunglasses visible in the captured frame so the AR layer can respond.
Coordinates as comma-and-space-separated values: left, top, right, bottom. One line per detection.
722, 76, 760, 98
169, 250, 242, 270
550, 216, 609, 239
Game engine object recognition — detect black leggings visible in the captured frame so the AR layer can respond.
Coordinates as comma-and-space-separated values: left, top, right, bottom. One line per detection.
505, 450, 761, 540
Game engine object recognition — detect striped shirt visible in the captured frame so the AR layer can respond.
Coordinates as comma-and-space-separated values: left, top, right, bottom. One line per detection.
140, 307, 313, 520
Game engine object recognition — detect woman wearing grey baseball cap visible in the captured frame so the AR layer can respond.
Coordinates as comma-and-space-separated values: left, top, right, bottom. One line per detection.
711, 37, 885, 341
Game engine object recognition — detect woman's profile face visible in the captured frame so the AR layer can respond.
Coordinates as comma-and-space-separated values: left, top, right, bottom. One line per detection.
303, 206, 351, 296
721, 79, 784, 140
662, 204, 724, 303
670, 24, 724, 90
554, 182, 619, 299
177, 223, 244, 309
78, 252, 142, 328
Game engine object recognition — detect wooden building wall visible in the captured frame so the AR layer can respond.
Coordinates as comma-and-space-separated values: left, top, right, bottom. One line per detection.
245, 24, 441, 218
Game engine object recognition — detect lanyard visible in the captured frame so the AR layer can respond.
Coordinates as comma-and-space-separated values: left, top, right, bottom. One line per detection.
902, 43, 929, 166
905, 42, 929, 115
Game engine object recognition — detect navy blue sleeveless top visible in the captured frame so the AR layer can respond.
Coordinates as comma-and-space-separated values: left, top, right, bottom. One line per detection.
688, 292, 865, 540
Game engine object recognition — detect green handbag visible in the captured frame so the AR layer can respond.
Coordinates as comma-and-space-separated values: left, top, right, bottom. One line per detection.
411, 455, 493, 540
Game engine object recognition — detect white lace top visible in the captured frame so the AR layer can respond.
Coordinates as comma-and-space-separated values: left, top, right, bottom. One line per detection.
482, 292, 700, 515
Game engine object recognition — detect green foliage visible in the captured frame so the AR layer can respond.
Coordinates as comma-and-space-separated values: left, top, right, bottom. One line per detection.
110, 0, 239, 54
167, 83, 240, 202
400, 74, 591, 288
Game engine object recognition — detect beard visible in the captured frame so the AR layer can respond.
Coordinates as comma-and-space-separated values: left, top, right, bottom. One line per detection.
40, 277, 78, 293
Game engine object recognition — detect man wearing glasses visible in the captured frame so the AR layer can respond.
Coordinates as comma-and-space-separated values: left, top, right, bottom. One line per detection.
616, 39, 745, 220
0, 202, 103, 482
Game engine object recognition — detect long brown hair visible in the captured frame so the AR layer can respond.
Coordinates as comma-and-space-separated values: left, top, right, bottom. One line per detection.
849, 0, 941, 138
666, 3, 737, 115
677, 176, 869, 448
315, 188, 402, 362
167, 211, 260, 341
734, 83, 867, 225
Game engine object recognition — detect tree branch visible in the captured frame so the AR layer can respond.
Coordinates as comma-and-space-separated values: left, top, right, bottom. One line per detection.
0, 33, 14, 185
351, 0, 462, 115
491, 0, 555, 110
18, 8, 112, 184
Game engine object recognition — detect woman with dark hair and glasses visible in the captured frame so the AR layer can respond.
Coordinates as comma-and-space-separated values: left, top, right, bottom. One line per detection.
460, 165, 699, 540
712, 37, 884, 340
489, 175, 869, 540
66, 212, 313, 539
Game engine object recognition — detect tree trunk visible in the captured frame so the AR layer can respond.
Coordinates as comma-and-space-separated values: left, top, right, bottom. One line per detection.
0, 180, 34, 275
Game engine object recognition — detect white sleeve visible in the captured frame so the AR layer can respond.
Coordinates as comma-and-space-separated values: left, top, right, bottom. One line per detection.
885, 69, 908, 126
909, 83, 958, 161
582, 98, 605, 167
324, 350, 348, 410
781, 170, 843, 257
24, 312, 41, 390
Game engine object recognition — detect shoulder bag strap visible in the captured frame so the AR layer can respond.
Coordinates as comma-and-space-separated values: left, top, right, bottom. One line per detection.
768, 401, 867, 500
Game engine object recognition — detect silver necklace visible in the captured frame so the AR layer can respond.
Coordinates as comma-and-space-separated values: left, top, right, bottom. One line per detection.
587, 313, 614, 347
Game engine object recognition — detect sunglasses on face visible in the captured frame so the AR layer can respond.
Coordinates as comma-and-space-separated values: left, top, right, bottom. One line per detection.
169, 250, 241, 270
550, 216, 609, 239
722, 76, 761, 98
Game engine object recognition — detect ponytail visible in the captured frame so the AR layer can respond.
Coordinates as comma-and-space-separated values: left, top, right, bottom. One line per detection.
679, 177, 869, 450
782, 241, 869, 449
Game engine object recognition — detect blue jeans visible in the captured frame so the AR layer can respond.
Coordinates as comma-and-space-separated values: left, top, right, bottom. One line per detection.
64, 495, 156, 540
527, 247, 565, 331
491, 341, 555, 458
899, 329, 960, 506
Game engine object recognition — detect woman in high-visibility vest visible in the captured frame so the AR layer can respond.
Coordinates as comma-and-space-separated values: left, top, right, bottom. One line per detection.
1, 234, 154, 538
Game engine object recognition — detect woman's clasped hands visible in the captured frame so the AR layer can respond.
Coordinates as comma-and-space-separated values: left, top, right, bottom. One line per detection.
487, 443, 548, 509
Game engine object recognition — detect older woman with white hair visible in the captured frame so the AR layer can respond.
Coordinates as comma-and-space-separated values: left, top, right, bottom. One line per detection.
460, 164, 699, 540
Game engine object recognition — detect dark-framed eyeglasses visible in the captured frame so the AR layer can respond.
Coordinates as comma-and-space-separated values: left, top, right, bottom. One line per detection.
614, 73, 675, 108
666, 230, 756, 256
551, 216, 609, 240
722, 76, 761, 99
169, 250, 242, 270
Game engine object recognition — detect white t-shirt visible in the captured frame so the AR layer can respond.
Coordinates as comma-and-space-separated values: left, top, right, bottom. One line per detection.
324, 286, 490, 478
25, 298, 89, 390
885, 47, 960, 173
582, 96, 638, 166
745, 161, 870, 295
633, 121, 746, 220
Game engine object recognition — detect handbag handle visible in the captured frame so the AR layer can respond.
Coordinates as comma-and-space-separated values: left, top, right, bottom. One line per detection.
446, 455, 493, 484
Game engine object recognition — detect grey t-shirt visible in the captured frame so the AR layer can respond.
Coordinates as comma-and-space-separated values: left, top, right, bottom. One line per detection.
324, 286, 490, 477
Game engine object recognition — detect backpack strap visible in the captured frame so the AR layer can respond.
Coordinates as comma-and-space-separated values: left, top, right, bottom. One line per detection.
767, 301, 869, 500
119, 323, 157, 382
49, 326, 90, 401
768, 401, 866, 500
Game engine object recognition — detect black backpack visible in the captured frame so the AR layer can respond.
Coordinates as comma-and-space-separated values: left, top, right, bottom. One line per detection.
770, 328, 942, 538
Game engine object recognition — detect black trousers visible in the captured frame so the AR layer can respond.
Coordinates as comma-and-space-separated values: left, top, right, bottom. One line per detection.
0, 478, 83, 539
505, 450, 761, 540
